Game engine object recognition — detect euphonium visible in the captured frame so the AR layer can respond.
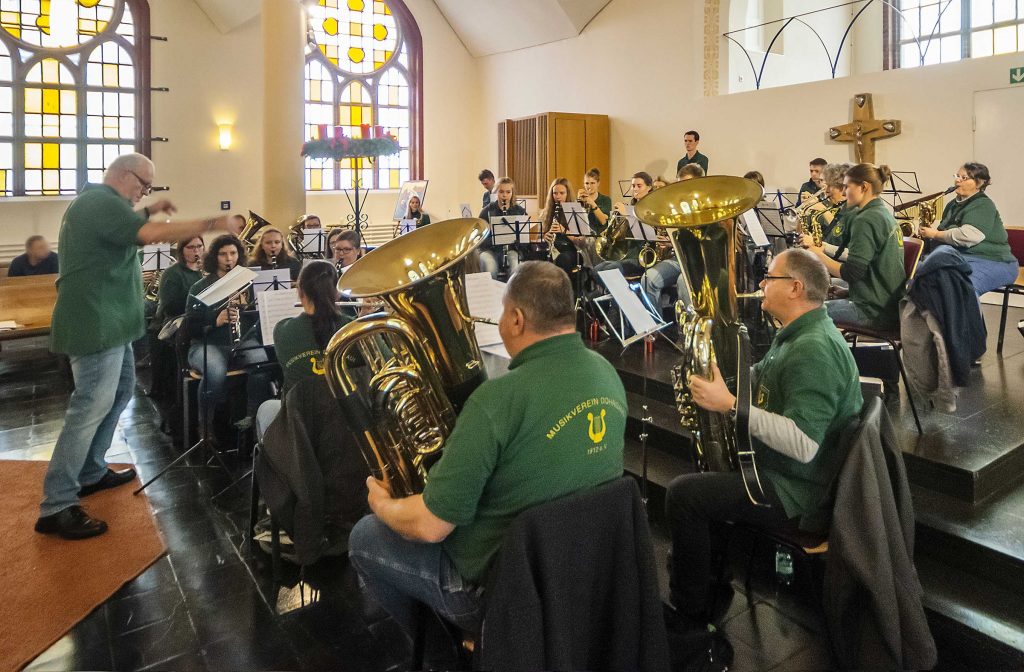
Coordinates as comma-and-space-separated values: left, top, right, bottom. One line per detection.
594, 212, 631, 262
634, 176, 770, 506
240, 211, 272, 256
323, 218, 490, 497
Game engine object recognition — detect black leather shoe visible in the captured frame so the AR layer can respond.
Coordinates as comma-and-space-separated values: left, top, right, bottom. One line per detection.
78, 467, 137, 497
35, 506, 108, 540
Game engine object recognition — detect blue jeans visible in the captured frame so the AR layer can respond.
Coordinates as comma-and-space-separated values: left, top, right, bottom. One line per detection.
41, 344, 135, 517
255, 399, 281, 444
348, 514, 484, 639
825, 298, 872, 328
595, 258, 643, 280
478, 249, 519, 280
188, 339, 268, 422
641, 259, 692, 310
966, 256, 1020, 296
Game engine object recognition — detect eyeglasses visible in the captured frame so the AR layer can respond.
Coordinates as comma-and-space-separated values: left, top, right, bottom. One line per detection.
127, 170, 153, 195
334, 246, 357, 254
953, 173, 974, 182
762, 275, 794, 281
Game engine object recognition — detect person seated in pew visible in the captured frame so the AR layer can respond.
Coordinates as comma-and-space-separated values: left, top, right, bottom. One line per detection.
806, 163, 906, 331
255, 261, 352, 440
404, 194, 431, 227
478, 176, 527, 280
347, 261, 627, 638
9, 235, 59, 276
248, 227, 302, 282
639, 164, 705, 312
917, 162, 1020, 296
665, 248, 862, 630
185, 235, 270, 436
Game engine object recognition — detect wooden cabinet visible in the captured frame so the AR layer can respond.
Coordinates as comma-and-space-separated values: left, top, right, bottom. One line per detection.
497, 112, 610, 199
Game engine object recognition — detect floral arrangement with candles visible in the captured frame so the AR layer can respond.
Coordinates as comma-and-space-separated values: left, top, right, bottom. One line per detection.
301, 124, 400, 160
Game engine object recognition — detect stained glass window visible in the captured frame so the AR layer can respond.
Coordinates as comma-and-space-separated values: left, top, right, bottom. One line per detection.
305, 0, 422, 191
0, 0, 149, 196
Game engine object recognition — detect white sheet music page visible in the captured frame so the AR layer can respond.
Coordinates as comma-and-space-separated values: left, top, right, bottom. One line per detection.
195, 265, 257, 306
742, 211, 771, 247
627, 216, 659, 242
258, 289, 302, 346
250, 268, 292, 295
597, 269, 658, 335
489, 215, 529, 246
465, 272, 505, 347
561, 202, 591, 236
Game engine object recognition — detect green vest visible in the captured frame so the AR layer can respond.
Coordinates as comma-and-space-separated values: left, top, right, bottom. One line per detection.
51, 184, 147, 356
844, 198, 906, 329
422, 333, 627, 583
938, 192, 1015, 263
752, 307, 863, 529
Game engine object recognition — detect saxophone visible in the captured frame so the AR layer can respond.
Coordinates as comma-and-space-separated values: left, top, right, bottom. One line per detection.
634, 176, 770, 506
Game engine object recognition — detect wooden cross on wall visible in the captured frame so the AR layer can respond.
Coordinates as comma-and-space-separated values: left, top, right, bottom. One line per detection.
828, 93, 901, 164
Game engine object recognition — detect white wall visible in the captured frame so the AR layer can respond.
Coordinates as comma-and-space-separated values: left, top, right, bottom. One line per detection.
477, 0, 1024, 220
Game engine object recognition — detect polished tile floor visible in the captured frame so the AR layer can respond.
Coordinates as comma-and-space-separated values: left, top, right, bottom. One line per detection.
2, 339, 835, 671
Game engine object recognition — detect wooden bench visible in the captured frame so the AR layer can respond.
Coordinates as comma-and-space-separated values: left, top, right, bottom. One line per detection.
0, 276, 57, 342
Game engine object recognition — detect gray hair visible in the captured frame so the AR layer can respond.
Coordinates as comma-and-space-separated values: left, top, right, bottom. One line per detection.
505, 261, 575, 333
106, 152, 153, 176
822, 163, 851, 191
778, 248, 829, 304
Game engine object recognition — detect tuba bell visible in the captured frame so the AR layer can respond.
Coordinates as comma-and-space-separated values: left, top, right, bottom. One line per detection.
323, 218, 491, 497
634, 176, 770, 506
594, 212, 632, 262
240, 211, 272, 256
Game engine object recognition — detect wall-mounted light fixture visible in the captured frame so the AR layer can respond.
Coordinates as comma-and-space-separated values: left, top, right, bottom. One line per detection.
218, 124, 233, 151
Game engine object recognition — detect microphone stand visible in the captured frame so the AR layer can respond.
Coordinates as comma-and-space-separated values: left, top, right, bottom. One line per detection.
135, 286, 249, 495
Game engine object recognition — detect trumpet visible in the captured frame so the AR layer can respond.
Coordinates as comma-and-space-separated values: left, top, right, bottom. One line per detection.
577, 188, 593, 209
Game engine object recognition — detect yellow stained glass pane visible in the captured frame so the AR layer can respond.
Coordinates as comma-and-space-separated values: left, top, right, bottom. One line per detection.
310, 170, 322, 190
25, 89, 42, 114
26, 144, 42, 169
43, 143, 59, 169
350, 22, 362, 37
81, 0, 102, 10
0, 172, 6, 192
323, 17, 339, 36
373, 24, 387, 40
348, 0, 365, 10
42, 88, 59, 113
103, 63, 118, 86
349, 47, 364, 63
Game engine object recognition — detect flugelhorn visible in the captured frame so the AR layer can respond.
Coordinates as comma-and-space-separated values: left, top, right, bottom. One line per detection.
323, 218, 492, 497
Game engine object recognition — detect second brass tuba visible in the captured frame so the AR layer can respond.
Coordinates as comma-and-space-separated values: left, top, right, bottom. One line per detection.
323, 218, 490, 497
634, 176, 770, 506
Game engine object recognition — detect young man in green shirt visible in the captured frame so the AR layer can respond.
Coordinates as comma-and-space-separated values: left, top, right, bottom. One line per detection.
578, 167, 612, 234
675, 130, 709, 177
348, 261, 627, 637
665, 249, 862, 628
37, 153, 241, 540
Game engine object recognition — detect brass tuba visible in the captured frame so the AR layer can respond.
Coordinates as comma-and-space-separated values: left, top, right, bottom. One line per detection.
240, 211, 272, 256
634, 176, 770, 506
323, 218, 491, 497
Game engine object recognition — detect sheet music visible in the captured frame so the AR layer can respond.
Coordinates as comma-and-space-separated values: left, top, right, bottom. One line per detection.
741, 211, 771, 248
465, 272, 504, 347
248, 268, 292, 295
458, 203, 473, 218
194, 265, 257, 306
627, 216, 658, 241
141, 244, 173, 271
397, 218, 417, 235
257, 289, 302, 346
489, 215, 530, 246
300, 230, 324, 254
560, 202, 591, 236
598, 269, 658, 335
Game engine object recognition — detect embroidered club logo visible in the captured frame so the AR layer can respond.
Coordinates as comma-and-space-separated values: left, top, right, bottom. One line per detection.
832, 225, 842, 237
310, 357, 325, 375
756, 385, 769, 407
587, 408, 607, 443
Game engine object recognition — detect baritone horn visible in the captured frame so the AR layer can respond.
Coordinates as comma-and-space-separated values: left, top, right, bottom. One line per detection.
634, 176, 770, 506
323, 218, 492, 497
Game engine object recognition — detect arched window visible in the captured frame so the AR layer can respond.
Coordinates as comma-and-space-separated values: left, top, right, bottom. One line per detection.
0, 0, 150, 197
304, 0, 423, 191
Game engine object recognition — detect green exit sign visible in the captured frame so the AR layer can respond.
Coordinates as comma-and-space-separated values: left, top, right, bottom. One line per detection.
1012, 66, 1024, 84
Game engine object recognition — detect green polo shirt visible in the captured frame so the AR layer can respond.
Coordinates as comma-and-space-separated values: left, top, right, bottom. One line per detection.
51, 184, 147, 356
676, 151, 709, 175
844, 198, 906, 329
156, 262, 203, 325
938, 192, 1015, 263
752, 307, 863, 529
589, 193, 613, 233
274, 312, 351, 393
422, 333, 627, 583
821, 203, 851, 248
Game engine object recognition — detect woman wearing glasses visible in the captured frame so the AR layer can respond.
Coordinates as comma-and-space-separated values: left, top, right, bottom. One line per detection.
155, 236, 205, 330
918, 163, 1019, 296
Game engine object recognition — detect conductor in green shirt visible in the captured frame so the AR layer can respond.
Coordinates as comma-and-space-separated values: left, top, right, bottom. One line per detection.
35, 153, 242, 540
347, 261, 628, 638
665, 248, 862, 629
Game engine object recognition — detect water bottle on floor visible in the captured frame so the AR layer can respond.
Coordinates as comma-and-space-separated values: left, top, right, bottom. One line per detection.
775, 545, 794, 586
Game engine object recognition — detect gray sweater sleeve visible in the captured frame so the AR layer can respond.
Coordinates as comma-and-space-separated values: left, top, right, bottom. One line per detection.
748, 406, 820, 463
939, 224, 985, 247
823, 242, 849, 261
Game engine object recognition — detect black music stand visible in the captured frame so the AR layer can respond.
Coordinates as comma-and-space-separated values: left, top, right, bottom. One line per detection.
559, 202, 601, 331
298, 230, 326, 259
488, 215, 532, 275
